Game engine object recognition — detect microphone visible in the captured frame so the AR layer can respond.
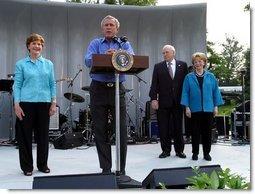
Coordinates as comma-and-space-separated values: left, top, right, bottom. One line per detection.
112, 36, 128, 43
112, 36, 119, 43
120, 36, 128, 43
77, 64, 83, 72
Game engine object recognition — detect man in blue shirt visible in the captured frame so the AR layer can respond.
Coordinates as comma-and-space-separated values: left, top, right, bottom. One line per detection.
84, 15, 134, 175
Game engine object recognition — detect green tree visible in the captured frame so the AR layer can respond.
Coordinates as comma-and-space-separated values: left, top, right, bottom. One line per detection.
243, 49, 250, 99
210, 36, 244, 86
104, 0, 157, 5
207, 41, 224, 70
66, 0, 99, 3
104, 0, 118, 4
244, 3, 250, 12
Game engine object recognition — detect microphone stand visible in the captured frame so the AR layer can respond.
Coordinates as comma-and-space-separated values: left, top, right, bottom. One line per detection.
66, 68, 82, 132
134, 74, 147, 139
239, 69, 249, 145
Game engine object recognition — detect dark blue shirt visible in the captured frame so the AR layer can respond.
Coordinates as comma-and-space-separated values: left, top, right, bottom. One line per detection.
84, 37, 134, 82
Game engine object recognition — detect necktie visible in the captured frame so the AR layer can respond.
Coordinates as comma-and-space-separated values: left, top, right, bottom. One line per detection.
168, 62, 173, 79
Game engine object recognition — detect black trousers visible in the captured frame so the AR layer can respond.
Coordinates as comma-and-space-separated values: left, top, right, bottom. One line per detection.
90, 80, 127, 172
184, 115, 192, 137
17, 102, 51, 172
157, 106, 184, 153
191, 112, 213, 155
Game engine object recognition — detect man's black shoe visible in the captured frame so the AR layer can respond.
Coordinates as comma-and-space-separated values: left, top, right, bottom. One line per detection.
192, 154, 198, 160
204, 154, 212, 161
159, 152, 170, 158
120, 170, 126, 175
176, 152, 186, 158
102, 169, 111, 174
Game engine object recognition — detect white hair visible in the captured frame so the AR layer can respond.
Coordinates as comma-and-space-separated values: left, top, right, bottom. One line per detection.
101, 15, 120, 29
162, 45, 176, 55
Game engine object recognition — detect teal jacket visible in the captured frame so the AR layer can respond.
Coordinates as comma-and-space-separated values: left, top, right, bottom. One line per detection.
13, 56, 56, 103
181, 71, 224, 112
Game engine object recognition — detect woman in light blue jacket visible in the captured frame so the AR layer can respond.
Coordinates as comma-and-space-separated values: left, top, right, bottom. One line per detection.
181, 52, 224, 161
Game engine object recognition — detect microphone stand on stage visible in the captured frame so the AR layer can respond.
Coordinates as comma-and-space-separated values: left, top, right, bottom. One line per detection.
238, 69, 249, 145
66, 67, 82, 132
133, 74, 147, 141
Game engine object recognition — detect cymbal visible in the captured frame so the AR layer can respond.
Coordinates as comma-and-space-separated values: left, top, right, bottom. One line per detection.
64, 92, 85, 103
81, 86, 90, 91
125, 89, 133, 93
7, 74, 15, 78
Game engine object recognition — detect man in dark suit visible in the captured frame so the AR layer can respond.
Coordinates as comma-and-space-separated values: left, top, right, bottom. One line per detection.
149, 45, 188, 159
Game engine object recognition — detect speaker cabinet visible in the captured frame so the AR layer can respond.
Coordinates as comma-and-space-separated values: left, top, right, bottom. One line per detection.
215, 116, 230, 136
142, 165, 221, 189
149, 121, 159, 138
33, 173, 117, 189
53, 132, 84, 149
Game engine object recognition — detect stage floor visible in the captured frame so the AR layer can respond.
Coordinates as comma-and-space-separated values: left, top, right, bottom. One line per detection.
0, 140, 250, 189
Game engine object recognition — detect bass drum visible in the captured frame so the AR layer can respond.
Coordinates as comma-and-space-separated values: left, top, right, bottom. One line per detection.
59, 113, 68, 128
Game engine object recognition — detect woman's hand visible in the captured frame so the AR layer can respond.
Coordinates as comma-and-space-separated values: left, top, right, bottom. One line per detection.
151, 100, 159, 110
49, 103, 57, 116
213, 106, 218, 117
14, 103, 25, 120
185, 107, 191, 118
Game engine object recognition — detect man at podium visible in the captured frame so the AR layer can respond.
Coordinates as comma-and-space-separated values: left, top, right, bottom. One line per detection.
84, 15, 134, 175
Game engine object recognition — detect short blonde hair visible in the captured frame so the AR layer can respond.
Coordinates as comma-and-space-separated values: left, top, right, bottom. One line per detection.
26, 33, 45, 51
192, 52, 207, 65
101, 15, 120, 29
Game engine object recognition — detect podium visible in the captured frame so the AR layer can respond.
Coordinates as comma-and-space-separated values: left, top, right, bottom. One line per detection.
91, 54, 148, 74
91, 53, 148, 186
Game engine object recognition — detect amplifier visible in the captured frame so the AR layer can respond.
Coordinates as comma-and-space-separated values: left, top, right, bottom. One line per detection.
231, 111, 250, 139
149, 121, 159, 139
49, 106, 59, 130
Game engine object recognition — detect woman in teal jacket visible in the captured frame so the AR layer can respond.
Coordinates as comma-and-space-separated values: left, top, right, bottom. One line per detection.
181, 52, 224, 161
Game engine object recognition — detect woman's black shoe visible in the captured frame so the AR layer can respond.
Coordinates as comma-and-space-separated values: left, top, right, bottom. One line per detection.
204, 154, 212, 161
23, 171, 33, 176
192, 154, 198, 160
38, 167, 50, 173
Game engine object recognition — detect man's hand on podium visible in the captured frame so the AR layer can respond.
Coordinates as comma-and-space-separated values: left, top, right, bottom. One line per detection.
106, 48, 116, 55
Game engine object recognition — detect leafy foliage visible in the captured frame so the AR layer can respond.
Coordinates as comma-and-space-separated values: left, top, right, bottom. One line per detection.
244, 3, 250, 11
208, 36, 245, 86
104, 0, 157, 5
243, 49, 250, 100
186, 167, 250, 189
159, 182, 167, 189
66, 0, 99, 3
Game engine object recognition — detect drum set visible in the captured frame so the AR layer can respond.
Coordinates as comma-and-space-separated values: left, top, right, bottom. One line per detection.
0, 70, 143, 146
56, 78, 137, 145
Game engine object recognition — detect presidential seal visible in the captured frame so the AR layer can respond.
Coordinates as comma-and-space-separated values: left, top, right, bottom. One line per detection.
112, 50, 134, 72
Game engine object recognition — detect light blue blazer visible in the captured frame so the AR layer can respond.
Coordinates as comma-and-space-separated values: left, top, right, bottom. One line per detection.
181, 71, 224, 112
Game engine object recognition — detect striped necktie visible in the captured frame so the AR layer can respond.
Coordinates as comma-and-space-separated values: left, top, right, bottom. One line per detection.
168, 62, 173, 79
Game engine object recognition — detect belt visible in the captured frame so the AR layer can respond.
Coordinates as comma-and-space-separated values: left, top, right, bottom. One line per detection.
93, 80, 119, 88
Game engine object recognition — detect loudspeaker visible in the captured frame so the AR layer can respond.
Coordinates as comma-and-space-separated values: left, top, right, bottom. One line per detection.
149, 121, 159, 138
53, 132, 84, 149
142, 165, 221, 189
215, 116, 230, 136
33, 173, 117, 189
231, 112, 250, 139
